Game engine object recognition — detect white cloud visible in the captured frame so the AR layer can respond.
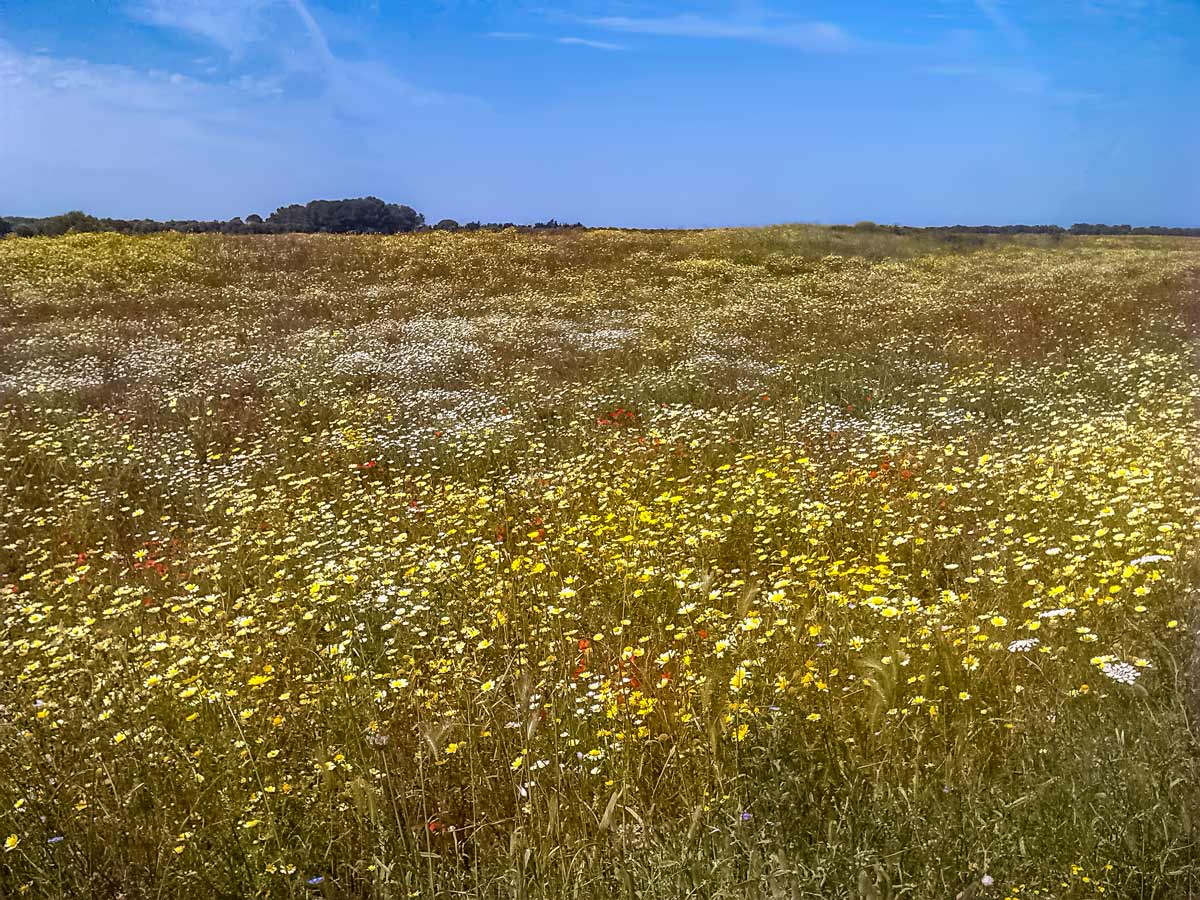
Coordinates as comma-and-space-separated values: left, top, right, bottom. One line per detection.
557, 36, 625, 51
125, 1, 464, 109
0, 45, 211, 114
283, 0, 336, 69
129, 0, 338, 76
127, 0, 277, 55
970, 0, 1028, 50
0, 37, 473, 218
922, 63, 1103, 103
584, 14, 855, 51
923, 63, 1047, 93
1078, 0, 1172, 17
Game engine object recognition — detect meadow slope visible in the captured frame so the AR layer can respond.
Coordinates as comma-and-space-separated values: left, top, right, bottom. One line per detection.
1, 229, 1199, 898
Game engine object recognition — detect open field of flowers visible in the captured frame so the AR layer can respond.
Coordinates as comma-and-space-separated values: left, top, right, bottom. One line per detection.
1, 228, 1199, 898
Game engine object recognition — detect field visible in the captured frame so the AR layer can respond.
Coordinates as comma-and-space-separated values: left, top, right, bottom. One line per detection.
1, 228, 1199, 898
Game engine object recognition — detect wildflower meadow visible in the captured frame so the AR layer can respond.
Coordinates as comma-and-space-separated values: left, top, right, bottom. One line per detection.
1, 227, 1199, 898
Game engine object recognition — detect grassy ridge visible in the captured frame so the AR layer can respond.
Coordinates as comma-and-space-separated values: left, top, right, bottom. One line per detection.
0, 230, 1199, 898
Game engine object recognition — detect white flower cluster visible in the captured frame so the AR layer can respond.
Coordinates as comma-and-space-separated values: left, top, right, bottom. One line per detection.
1101, 661, 1140, 685
1007, 638, 1040, 653
1038, 607, 1075, 619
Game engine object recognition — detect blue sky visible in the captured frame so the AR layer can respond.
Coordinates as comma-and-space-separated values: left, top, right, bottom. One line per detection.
1, 0, 1197, 227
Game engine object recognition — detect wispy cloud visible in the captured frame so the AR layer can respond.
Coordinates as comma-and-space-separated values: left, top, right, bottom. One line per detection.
1, 0, 471, 216
0, 41, 266, 159
556, 36, 625, 51
485, 31, 624, 51
922, 63, 1103, 104
1078, 0, 1172, 17
127, 0, 461, 107
583, 14, 855, 51
947, 3, 1108, 104
0, 37, 471, 217
923, 63, 1046, 93
971, 0, 1028, 50
127, 0, 275, 55
283, 0, 336, 69
130, 0, 337, 71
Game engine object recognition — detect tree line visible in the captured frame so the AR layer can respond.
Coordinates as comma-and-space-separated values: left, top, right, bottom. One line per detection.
2, 203, 1196, 239
846, 221, 1200, 237
0, 197, 586, 238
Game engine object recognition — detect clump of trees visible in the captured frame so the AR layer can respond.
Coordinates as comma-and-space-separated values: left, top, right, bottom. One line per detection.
0, 198, 587, 238
265, 197, 423, 233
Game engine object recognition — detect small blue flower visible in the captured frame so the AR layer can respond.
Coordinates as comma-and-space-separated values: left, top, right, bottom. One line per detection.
740, 811, 752, 822
47, 836, 64, 844
307, 875, 324, 886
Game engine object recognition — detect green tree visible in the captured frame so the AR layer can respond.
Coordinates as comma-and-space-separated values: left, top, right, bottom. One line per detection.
39, 210, 104, 237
